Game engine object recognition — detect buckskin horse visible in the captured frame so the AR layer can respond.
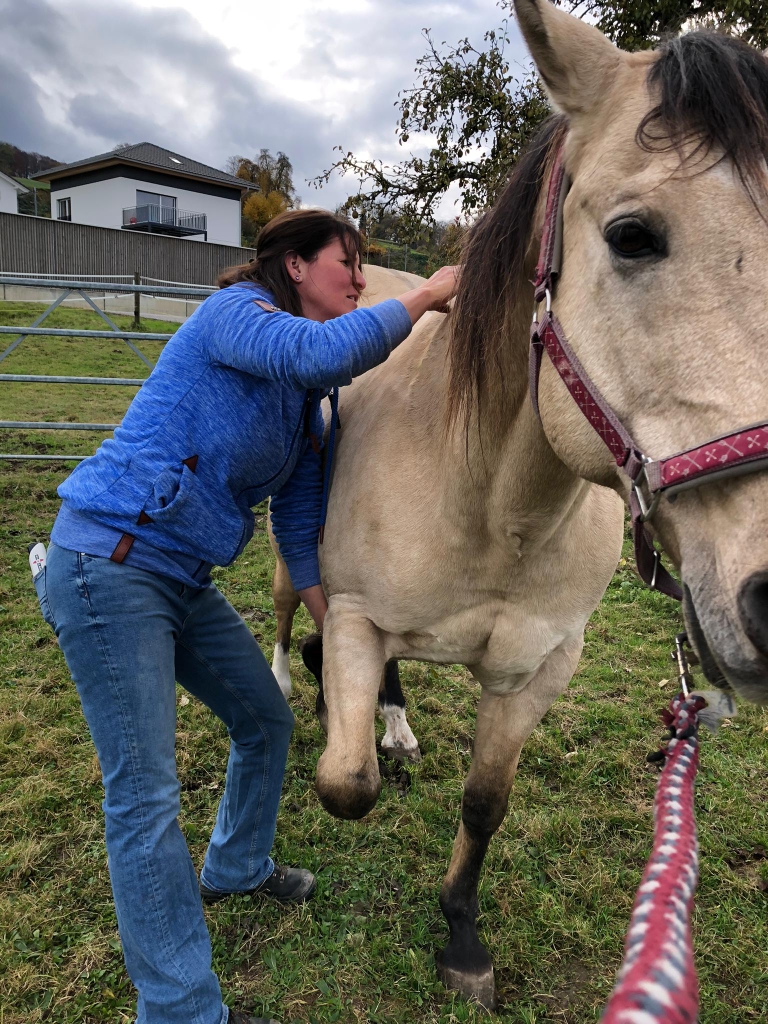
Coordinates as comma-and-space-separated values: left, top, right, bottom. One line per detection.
270, 0, 768, 1007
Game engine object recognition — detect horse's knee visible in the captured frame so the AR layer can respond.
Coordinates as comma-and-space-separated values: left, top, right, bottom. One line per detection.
461, 780, 509, 837
316, 750, 380, 820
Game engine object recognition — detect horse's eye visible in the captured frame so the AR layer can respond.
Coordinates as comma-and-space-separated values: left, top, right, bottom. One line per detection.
606, 219, 663, 259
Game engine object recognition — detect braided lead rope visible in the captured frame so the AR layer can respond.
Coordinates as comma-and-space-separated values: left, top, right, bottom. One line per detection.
601, 693, 707, 1024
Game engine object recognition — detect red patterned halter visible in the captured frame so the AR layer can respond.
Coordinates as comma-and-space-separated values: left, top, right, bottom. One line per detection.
529, 149, 768, 601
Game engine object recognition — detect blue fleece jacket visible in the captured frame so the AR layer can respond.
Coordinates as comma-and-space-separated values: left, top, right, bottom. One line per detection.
51, 282, 412, 589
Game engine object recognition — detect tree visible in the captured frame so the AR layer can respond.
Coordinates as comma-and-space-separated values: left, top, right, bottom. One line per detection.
316, 0, 768, 234
316, 25, 549, 236
227, 149, 299, 246
0, 141, 58, 218
0, 141, 59, 178
567, 0, 768, 51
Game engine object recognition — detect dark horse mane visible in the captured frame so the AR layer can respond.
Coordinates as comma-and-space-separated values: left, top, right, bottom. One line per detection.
447, 30, 768, 428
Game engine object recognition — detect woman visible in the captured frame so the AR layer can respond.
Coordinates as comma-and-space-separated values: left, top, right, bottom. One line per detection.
37, 208, 458, 1024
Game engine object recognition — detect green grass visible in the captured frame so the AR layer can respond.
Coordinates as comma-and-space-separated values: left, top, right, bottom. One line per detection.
1, 302, 767, 1023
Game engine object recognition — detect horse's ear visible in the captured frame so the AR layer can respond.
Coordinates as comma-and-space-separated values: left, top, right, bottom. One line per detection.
513, 0, 623, 118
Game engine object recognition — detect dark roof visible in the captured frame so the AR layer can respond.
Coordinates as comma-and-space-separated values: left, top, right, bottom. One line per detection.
31, 143, 257, 192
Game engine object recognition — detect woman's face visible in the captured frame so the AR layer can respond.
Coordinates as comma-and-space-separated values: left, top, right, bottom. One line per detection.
286, 237, 367, 322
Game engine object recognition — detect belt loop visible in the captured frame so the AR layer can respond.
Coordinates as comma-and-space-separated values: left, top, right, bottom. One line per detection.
110, 534, 135, 563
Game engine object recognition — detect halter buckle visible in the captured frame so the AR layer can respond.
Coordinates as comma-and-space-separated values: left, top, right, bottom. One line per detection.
631, 464, 661, 523
531, 288, 552, 326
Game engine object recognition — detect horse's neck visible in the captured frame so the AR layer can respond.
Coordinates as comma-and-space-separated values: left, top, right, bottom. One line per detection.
408, 284, 585, 537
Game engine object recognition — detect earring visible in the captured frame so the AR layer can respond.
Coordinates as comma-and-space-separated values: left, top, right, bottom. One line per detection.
295, 275, 301, 281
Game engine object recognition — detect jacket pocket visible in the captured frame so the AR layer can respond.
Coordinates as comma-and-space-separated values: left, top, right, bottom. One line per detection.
145, 462, 195, 519
141, 462, 246, 565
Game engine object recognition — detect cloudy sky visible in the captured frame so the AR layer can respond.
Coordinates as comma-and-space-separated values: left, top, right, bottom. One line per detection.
0, 0, 532, 218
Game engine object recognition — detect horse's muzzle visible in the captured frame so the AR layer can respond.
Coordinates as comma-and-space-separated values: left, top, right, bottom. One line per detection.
684, 581, 768, 706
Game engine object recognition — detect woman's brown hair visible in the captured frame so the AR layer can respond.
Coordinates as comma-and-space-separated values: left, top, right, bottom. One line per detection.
217, 208, 362, 315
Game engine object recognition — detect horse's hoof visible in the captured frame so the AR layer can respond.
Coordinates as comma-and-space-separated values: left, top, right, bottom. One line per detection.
380, 741, 422, 763
380, 706, 421, 762
436, 954, 497, 1012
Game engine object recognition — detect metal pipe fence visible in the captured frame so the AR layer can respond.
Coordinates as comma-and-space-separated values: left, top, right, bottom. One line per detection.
0, 327, 174, 340
0, 276, 207, 462
0, 374, 145, 385
0, 271, 135, 281
0, 275, 216, 298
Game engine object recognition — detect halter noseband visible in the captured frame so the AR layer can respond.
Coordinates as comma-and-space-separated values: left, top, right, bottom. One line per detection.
529, 147, 768, 601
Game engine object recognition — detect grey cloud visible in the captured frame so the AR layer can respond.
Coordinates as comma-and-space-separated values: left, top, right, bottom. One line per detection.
0, 0, 529, 212
0, 0, 330, 175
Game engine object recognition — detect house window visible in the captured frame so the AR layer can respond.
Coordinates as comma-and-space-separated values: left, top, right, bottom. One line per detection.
136, 190, 177, 225
57, 197, 71, 221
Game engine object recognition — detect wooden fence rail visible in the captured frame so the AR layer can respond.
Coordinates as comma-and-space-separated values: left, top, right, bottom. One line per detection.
0, 212, 257, 286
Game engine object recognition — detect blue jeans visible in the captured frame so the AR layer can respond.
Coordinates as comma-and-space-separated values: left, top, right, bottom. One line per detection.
41, 543, 295, 1024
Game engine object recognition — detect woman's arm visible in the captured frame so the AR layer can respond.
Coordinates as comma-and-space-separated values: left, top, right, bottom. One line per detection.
297, 584, 327, 631
204, 267, 459, 391
269, 440, 323, 593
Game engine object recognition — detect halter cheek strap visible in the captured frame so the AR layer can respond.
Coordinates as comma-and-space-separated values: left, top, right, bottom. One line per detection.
529, 146, 768, 601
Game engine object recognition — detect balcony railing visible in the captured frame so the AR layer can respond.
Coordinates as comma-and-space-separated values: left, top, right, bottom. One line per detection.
122, 205, 207, 238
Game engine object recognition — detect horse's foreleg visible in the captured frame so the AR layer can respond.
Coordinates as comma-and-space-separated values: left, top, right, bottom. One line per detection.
315, 603, 385, 819
379, 659, 421, 763
437, 637, 583, 1010
270, 548, 300, 698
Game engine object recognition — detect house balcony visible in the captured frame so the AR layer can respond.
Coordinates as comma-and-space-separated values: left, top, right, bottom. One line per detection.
122, 204, 207, 240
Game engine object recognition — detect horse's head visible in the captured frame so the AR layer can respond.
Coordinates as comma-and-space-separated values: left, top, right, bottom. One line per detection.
514, 0, 768, 703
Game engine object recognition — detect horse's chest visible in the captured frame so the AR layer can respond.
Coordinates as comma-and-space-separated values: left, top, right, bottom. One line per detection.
386, 601, 574, 694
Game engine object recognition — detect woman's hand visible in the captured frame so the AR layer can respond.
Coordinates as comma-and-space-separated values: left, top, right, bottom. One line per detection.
422, 265, 462, 312
398, 265, 461, 325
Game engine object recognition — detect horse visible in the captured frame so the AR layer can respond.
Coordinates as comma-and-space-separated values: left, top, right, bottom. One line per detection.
270, 0, 768, 1008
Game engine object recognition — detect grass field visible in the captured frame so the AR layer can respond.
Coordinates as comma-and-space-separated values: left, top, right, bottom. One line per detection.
0, 302, 767, 1024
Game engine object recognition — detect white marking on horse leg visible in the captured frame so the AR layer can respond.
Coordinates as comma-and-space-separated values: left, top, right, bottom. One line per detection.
380, 703, 421, 761
272, 643, 292, 699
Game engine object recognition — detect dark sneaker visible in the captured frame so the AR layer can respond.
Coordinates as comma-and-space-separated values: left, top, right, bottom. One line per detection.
201, 865, 317, 905
230, 1011, 280, 1024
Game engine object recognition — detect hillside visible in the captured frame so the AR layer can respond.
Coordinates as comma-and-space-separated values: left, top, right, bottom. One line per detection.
0, 141, 59, 179
0, 142, 58, 217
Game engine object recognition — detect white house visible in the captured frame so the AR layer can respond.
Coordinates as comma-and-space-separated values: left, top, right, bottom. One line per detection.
0, 170, 28, 214
32, 143, 256, 246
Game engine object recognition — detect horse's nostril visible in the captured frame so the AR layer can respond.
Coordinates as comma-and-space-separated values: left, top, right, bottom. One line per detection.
738, 571, 768, 659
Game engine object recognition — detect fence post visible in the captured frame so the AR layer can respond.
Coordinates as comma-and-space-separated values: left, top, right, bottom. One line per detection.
133, 270, 141, 329
404, 244, 408, 273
